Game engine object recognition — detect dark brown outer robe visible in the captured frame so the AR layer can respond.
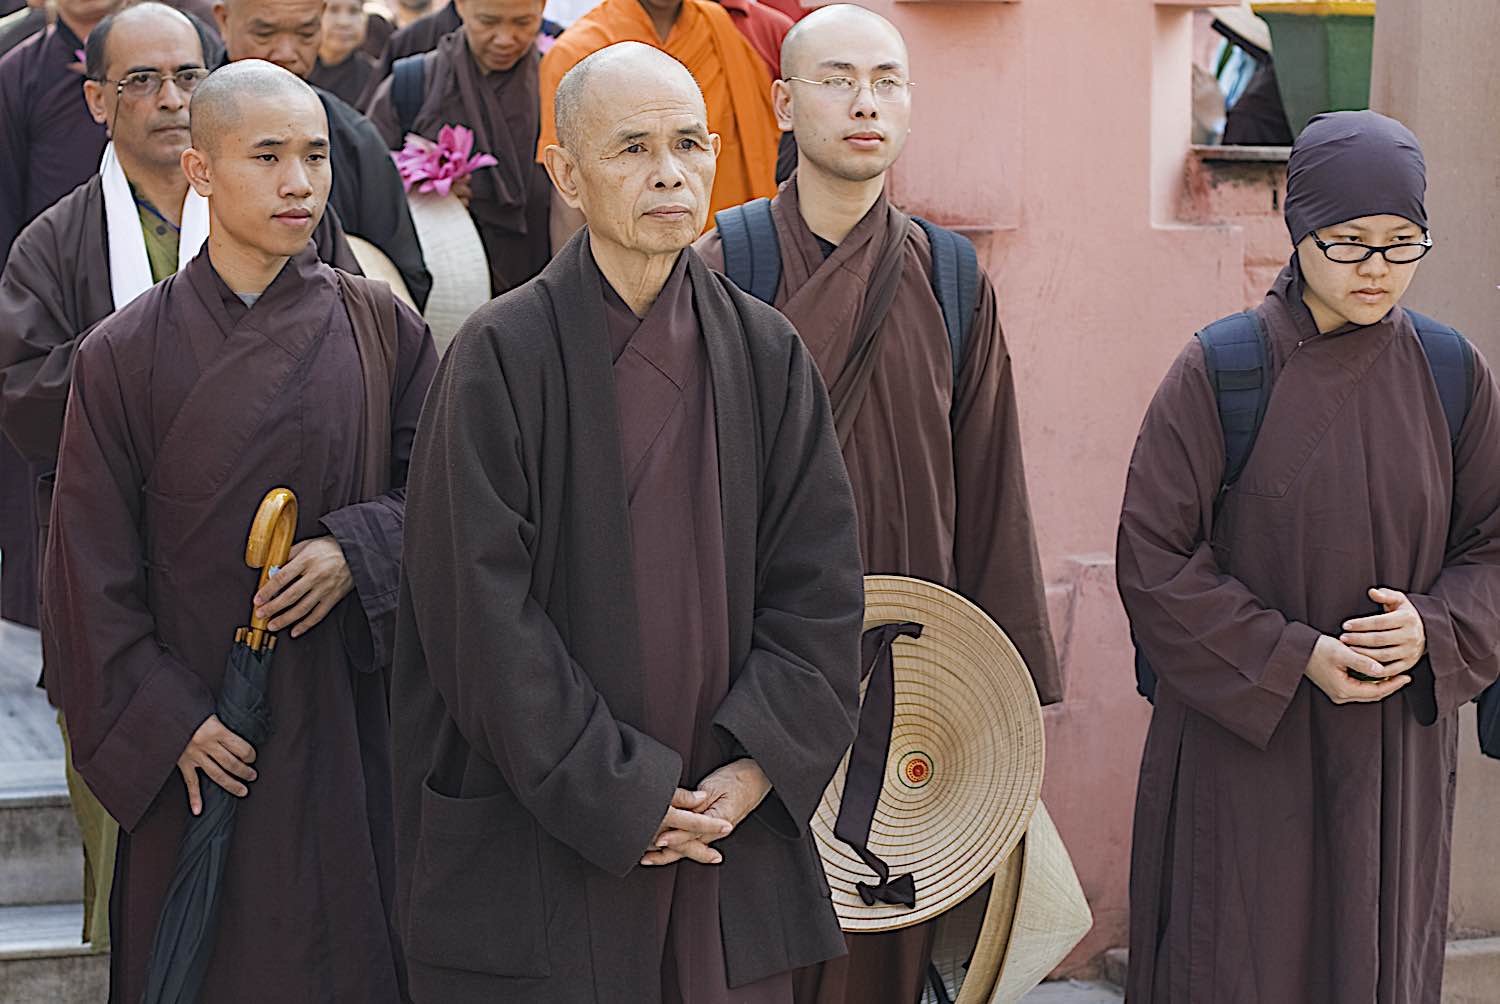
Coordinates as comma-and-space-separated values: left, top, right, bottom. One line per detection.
367, 31, 550, 295
1118, 264, 1500, 1003
309, 50, 379, 110
370, 0, 461, 81
43, 244, 437, 1003
698, 180, 1060, 1003
0, 174, 360, 693
391, 231, 863, 1003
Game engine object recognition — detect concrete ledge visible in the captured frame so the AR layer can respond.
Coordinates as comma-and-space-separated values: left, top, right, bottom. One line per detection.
1192, 144, 1292, 163
0, 953, 109, 1004
0, 761, 82, 907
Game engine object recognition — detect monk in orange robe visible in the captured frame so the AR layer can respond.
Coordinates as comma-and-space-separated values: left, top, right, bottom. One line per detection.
537, 0, 779, 247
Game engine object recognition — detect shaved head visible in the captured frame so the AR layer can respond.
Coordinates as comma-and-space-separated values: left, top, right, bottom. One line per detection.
780, 3, 906, 81
190, 58, 323, 153
553, 41, 705, 154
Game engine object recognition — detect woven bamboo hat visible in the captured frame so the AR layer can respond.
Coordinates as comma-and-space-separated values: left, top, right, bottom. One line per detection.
345, 236, 416, 311
812, 576, 1046, 933
923, 802, 1094, 1003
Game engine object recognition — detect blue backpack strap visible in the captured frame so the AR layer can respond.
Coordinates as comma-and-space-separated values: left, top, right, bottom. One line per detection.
1408, 310, 1474, 449
714, 199, 781, 305
1136, 311, 1268, 705
391, 53, 426, 138
913, 217, 979, 387
1196, 311, 1271, 490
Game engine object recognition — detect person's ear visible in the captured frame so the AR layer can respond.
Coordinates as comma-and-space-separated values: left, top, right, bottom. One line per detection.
709, 132, 721, 160
213, 1, 230, 40
182, 146, 214, 197
772, 79, 793, 133
83, 80, 109, 128
542, 144, 583, 211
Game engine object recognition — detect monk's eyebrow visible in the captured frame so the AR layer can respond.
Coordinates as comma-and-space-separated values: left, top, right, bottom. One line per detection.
609, 129, 650, 146
813, 59, 907, 74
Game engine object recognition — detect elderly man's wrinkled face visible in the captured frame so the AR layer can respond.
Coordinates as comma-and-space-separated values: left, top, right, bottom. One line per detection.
217, 0, 324, 79
456, 0, 544, 73
556, 67, 720, 257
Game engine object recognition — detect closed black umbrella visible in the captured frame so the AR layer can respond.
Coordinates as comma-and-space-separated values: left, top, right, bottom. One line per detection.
141, 488, 298, 1004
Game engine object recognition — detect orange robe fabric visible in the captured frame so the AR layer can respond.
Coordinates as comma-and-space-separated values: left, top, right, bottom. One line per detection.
536, 0, 779, 219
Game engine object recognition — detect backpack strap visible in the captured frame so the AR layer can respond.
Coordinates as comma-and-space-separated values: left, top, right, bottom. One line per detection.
913, 217, 979, 387
391, 53, 426, 139
714, 199, 781, 305
1408, 310, 1474, 448
1196, 311, 1271, 491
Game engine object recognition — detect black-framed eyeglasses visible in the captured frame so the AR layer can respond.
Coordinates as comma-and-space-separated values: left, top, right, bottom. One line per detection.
94, 67, 210, 100
1312, 232, 1433, 265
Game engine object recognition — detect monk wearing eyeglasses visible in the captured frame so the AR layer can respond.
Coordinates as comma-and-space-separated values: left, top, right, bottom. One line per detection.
1120, 110, 1500, 1002
696, 9, 1062, 1002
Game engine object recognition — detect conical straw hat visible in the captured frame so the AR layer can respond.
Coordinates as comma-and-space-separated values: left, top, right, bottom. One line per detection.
923, 802, 1093, 1004
812, 575, 1045, 933
344, 235, 416, 311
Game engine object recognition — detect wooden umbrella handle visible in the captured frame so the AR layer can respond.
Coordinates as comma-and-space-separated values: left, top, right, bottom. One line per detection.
244, 487, 299, 648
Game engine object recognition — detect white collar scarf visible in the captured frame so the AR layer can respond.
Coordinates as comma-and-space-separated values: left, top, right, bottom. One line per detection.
100, 142, 210, 309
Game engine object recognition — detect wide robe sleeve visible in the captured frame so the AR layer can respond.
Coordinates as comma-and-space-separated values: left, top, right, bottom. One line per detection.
400, 327, 683, 877
1406, 346, 1500, 719
952, 276, 1063, 705
710, 328, 863, 839
43, 332, 216, 831
318, 301, 437, 673
0, 217, 86, 463
1116, 338, 1320, 750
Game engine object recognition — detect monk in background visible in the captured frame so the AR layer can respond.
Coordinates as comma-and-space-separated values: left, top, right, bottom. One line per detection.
367, 0, 551, 294
537, 0, 780, 248
698, 9, 1061, 1001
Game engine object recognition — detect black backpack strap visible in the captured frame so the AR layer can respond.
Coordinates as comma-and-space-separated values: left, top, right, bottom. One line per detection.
1408, 310, 1474, 448
1196, 311, 1271, 490
714, 199, 781, 304
913, 217, 979, 387
391, 53, 426, 138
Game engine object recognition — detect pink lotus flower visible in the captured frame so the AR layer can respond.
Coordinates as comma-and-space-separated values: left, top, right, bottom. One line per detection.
391, 124, 499, 198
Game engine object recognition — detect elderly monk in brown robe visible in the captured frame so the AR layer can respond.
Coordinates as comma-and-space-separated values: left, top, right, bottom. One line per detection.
367, 0, 551, 294
698, 13, 1060, 999
43, 60, 436, 1003
1119, 111, 1500, 1003
393, 41, 863, 1004
0, 7, 362, 954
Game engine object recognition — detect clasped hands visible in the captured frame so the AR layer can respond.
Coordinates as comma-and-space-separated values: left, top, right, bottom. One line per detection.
1304, 587, 1427, 705
642, 758, 771, 868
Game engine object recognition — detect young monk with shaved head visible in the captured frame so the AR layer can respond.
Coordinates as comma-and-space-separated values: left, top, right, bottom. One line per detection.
216, 0, 434, 308
698, 13, 1060, 997
394, 40, 863, 1004
43, 58, 437, 1002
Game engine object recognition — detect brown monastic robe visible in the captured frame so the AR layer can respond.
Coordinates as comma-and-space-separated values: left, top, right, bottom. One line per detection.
392, 231, 862, 1002
309, 50, 379, 110
601, 253, 791, 1004
367, 29, 550, 295
1118, 264, 1500, 1003
0, 174, 361, 688
43, 244, 438, 1003
697, 180, 1061, 1003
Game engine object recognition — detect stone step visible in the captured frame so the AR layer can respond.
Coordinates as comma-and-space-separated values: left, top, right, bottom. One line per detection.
0, 902, 108, 1004
0, 759, 82, 908
1099, 939, 1500, 1000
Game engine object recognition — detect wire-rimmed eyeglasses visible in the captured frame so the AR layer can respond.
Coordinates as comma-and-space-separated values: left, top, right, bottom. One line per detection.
783, 75, 914, 102
93, 67, 210, 100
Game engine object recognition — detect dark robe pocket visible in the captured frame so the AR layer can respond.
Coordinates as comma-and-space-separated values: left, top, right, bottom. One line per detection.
405, 774, 551, 978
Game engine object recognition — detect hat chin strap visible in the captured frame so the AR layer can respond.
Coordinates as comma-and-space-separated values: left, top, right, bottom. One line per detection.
835, 621, 924, 911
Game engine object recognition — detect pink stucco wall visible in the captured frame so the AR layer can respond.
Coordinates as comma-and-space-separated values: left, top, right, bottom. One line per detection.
826, 0, 1288, 971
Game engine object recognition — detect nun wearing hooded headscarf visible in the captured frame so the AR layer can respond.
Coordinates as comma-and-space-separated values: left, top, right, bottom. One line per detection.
1117, 110, 1500, 1003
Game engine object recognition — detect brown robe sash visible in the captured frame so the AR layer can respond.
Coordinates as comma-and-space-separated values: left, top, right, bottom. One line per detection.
770, 183, 910, 446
